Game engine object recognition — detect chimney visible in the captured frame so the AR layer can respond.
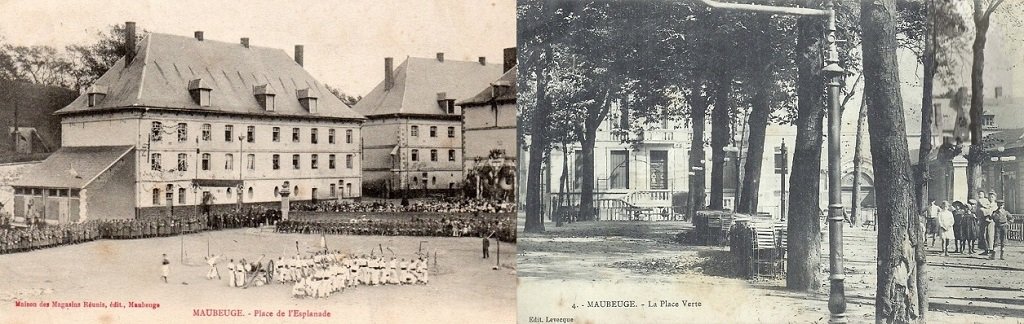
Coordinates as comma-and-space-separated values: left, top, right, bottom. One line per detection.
503, 47, 517, 73
384, 57, 394, 91
294, 45, 304, 67
240, 37, 250, 48
124, 21, 136, 67
478, 57, 486, 65
436, 52, 444, 62
194, 31, 204, 41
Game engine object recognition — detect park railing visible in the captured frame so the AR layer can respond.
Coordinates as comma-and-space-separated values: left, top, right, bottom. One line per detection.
1010, 220, 1024, 241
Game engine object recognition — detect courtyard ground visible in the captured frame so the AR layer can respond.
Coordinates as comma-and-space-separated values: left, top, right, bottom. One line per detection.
0, 228, 516, 324
517, 217, 1024, 323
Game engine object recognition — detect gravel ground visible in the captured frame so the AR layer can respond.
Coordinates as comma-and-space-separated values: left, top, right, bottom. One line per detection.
0, 228, 517, 324
517, 216, 1024, 323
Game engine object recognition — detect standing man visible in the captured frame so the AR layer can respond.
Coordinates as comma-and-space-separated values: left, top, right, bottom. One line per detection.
926, 200, 940, 247
161, 254, 170, 283
991, 199, 1012, 260
481, 235, 490, 259
976, 190, 993, 255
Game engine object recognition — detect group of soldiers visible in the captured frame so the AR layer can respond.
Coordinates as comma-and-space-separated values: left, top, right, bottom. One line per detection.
205, 250, 430, 299
292, 198, 515, 214
0, 222, 101, 254
276, 215, 516, 242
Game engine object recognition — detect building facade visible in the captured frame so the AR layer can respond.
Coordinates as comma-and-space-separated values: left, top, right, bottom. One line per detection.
12, 25, 364, 222
355, 54, 503, 196
458, 48, 518, 200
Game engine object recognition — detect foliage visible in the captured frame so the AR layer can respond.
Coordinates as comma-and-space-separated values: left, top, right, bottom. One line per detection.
325, 84, 362, 106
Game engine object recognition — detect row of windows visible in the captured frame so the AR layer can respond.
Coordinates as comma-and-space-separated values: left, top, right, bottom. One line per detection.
409, 149, 457, 162
149, 153, 355, 171
14, 188, 81, 197
410, 125, 456, 138
151, 181, 355, 205
150, 122, 355, 144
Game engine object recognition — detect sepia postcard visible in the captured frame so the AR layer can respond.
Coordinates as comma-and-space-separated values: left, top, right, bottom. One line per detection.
516, 0, 1024, 323
0, 1, 517, 323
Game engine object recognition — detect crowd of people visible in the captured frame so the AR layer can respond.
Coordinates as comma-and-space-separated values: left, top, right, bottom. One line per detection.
0, 222, 101, 254
925, 190, 1015, 260
292, 198, 515, 214
201, 250, 429, 299
276, 214, 516, 242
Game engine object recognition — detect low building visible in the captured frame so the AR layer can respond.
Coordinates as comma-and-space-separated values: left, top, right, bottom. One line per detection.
354, 53, 503, 197
12, 23, 364, 223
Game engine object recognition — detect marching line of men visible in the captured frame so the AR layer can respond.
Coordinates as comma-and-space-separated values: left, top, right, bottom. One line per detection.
293, 198, 515, 214
0, 222, 101, 254
203, 250, 430, 299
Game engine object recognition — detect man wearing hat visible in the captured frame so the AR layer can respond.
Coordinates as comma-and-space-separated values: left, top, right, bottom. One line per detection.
991, 199, 1012, 260
976, 190, 994, 254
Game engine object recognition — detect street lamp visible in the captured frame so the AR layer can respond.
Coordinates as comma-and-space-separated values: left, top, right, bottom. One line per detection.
990, 146, 1017, 199
702, 1, 846, 322
775, 140, 789, 221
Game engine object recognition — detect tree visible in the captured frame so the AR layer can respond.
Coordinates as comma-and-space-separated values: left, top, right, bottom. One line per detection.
325, 84, 361, 106
862, 0, 923, 321
3, 45, 76, 89
65, 23, 145, 90
785, 0, 827, 292
967, 0, 1006, 199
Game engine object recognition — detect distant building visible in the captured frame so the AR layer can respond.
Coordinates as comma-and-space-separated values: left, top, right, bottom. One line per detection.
354, 53, 503, 197
0, 80, 77, 161
12, 24, 364, 224
458, 48, 518, 200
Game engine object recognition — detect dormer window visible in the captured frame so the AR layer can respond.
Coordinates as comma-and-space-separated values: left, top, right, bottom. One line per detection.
86, 85, 107, 107
437, 92, 456, 114
254, 84, 276, 112
297, 88, 318, 114
188, 79, 212, 107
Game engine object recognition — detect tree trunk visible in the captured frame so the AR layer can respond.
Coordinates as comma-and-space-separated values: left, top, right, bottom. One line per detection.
913, 0, 938, 318
710, 72, 732, 210
738, 76, 770, 214
689, 93, 709, 218
557, 142, 568, 227
786, 12, 825, 292
524, 37, 553, 233
578, 91, 612, 221
863, 0, 923, 321
968, 1, 991, 200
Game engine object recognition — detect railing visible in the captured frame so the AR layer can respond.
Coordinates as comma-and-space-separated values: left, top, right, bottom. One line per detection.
1011, 221, 1024, 241
622, 190, 673, 206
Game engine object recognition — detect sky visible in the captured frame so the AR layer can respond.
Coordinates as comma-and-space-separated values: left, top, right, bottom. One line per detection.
0, 0, 516, 96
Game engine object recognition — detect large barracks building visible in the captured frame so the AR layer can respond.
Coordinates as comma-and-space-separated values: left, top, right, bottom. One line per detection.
11, 23, 364, 223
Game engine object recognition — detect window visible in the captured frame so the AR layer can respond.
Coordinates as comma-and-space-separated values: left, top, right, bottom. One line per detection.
177, 123, 188, 142
151, 122, 162, 141
448, 150, 455, 161
292, 154, 300, 169
225, 153, 234, 170
201, 153, 211, 170
246, 126, 255, 143
346, 183, 352, 196
984, 114, 996, 127
247, 154, 255, 170
292, 128, 300, 142
650, 151, 668, 190
178, 153, 188, 171
328, 129, 336, 144
430, 149, 438, 162
151, 153, 162, 171
311, 128, 319, 144
429, 126, 437, 137
329, 154, 336, 169
274, 187, 279, 198
609, 150, 629, 189
330, 184, 336, 197
346, 154, 353, 169
311, 154, 319, 169
202, 124, 211, 141
178, 188, 186, 204
411, 125, 419, 137
272, 154, 280, 170
152, 188, 161, 205
448, 126, 455, 138
345, 130, 353, 144
225, 125, 234, 142
411, 149, 419, 161
248, 187, 253, 200
446, 101, 455, 114
272, 127, 280, 142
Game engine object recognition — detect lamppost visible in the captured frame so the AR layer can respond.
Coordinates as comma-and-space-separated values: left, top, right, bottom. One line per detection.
702, 1, 845, 322
776, 140, 789, 221
990, 146, 1017, 200
237, 135, 245, 212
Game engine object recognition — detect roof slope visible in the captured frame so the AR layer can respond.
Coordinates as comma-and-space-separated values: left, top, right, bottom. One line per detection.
353, 57, 503, 116
458, 66, 517, 106
56, 33, 363, 120
14, 146, 134, 189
